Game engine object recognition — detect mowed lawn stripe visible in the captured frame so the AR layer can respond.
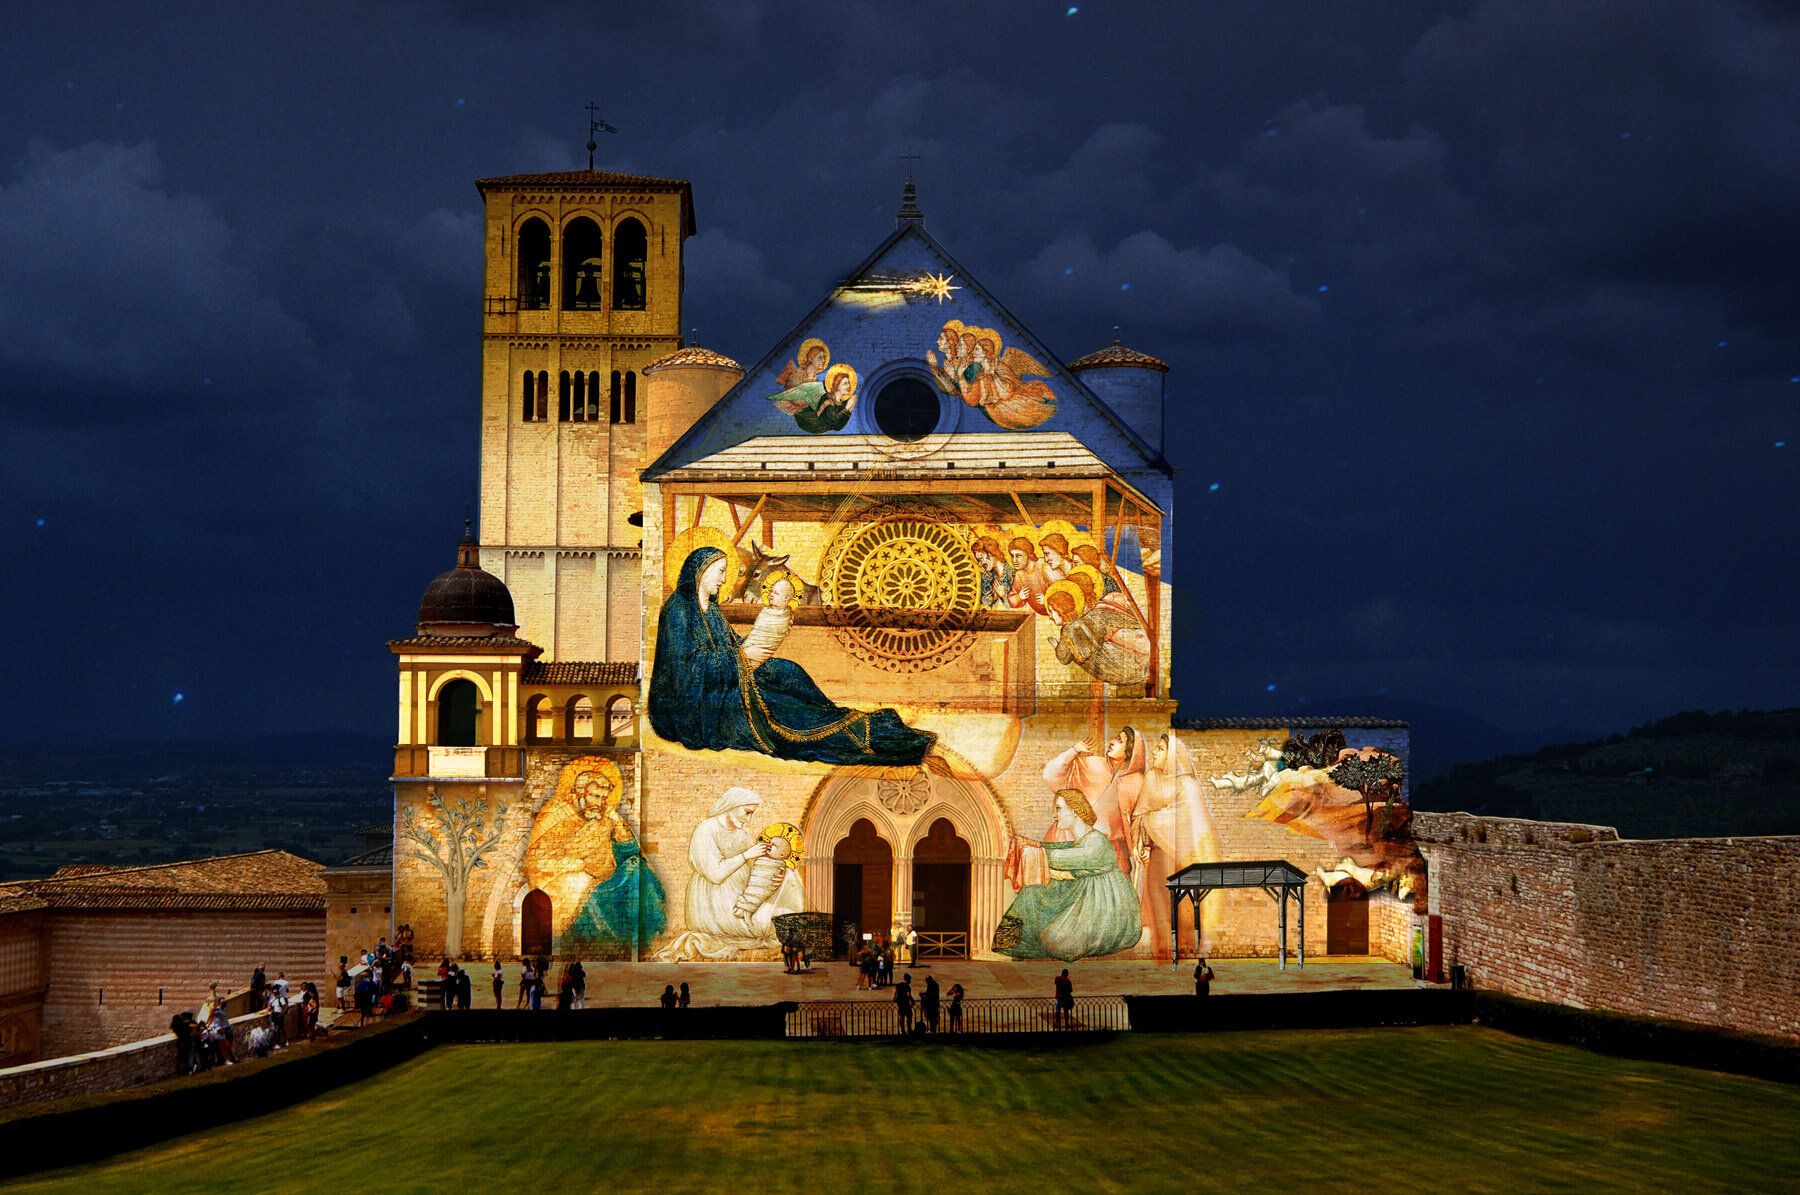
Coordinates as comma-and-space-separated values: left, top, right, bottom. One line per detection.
8, 1028, 1800, 1194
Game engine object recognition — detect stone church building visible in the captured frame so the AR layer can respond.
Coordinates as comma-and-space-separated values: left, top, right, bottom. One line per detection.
388, 163, 1422, 970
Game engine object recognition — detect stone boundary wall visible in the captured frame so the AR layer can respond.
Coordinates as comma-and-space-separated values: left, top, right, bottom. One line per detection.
1368, 892, 1415, 967
0, 1005, 290, 1113
1416, 811, 1800, 1040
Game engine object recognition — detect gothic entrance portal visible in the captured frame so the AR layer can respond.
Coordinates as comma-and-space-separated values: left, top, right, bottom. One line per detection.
832, 818, 893, 956
911, 817, 972, 957
802, 767, 1009, 960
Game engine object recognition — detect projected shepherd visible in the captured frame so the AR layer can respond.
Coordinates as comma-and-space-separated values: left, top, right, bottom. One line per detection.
648, 544, 936, 766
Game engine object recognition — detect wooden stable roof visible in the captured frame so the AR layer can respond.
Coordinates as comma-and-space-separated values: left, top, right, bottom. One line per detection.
653, 432, 1163, 526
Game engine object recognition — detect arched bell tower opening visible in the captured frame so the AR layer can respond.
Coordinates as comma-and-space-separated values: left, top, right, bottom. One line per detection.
801, 767, 1009, 960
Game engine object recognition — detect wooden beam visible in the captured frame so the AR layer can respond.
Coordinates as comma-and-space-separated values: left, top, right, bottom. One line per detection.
728, 495, 768, 547
725, 500, 744, 534
1009, 491, 1035, 527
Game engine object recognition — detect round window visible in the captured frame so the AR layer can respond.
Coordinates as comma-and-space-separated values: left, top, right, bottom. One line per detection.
872, 377, 941, 442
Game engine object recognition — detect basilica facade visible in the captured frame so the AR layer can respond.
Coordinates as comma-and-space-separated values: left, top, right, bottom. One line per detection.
388, 166, 1423, 967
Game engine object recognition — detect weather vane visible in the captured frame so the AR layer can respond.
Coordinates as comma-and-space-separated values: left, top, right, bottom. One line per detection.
585, 102, 619, 170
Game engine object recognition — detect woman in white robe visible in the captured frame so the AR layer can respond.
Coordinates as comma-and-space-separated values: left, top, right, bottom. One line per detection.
683, 786, 803, 951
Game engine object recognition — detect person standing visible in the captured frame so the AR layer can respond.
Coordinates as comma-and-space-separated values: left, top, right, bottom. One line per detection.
894, 973, 915, 1036
1194, 957, 1215, 997
947, 983, 964, 1034
1053, 969, 1074, 1030
491, 961, 505, 1009
248, 964, 266, 1009
920, 974, 940, 1034
457, 966, 473, 1010
335, 960, 351, 1011
906, 926, 918, 967
678, 981, 691, 1008
570, 961, 587, 1010
517, 960, 535, 1009
660, 984, 678, 1009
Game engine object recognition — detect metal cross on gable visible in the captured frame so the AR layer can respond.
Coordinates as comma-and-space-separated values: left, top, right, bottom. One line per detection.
584, 102, 619, 170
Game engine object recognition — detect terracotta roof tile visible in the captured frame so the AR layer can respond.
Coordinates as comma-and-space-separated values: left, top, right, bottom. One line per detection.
520, 660, 639, 687
644, 346, 742, 373
5, 850, 328, 913
475, 169, 690, 190
1068, 340, 1170, 373
0, 892, 47, 915
389, 633, 541, 654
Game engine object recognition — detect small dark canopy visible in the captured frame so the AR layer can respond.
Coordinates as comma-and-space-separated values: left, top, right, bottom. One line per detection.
1167, 860, 1308, 893
1165, 860, 1309, 969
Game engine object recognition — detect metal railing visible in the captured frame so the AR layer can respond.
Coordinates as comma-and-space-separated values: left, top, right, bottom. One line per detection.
785, 995, 1130, 1038
916, 932, 968, 960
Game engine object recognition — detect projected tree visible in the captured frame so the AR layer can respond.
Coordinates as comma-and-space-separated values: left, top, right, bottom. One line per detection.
399, 788, 509, 957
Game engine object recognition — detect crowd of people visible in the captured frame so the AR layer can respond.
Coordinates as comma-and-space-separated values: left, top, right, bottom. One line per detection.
170, 968, 325, 1075
337, 932, 416, 1026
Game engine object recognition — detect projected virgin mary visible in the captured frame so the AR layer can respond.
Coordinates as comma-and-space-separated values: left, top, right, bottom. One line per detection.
648, 546, 936, 766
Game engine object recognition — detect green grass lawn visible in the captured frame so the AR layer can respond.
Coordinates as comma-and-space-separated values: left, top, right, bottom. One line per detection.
12, 1027, 1800, 1193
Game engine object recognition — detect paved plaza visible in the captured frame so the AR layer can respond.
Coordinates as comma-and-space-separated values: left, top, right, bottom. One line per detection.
464, 955, 1415, 1007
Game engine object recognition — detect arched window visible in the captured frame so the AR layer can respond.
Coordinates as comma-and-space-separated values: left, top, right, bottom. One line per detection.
537, 371, 549, 421
517, 219, 551, 310
436, 679, 480, 747
559, 371, 571, 422
521, 371, 535, 422
571, 371, 586, 422
612, 218, 647, 310
566, 696, 595, 743
525, 694, 554, 743
609, 371, 623, 423
562, 217, 603, 310
586, 371, 601, 421
605, 695, 635, 743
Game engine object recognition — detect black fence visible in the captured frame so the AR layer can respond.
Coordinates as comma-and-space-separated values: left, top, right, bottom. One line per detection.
786, 995, 1130, 1038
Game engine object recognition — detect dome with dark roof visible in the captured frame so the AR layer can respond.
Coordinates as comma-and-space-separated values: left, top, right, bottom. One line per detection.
1068, 336, 1170, 373
644, 345, 743, 373
417, 523, 516, 633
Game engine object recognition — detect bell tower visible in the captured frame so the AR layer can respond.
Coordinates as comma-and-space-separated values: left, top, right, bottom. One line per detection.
473, 165, 695, 662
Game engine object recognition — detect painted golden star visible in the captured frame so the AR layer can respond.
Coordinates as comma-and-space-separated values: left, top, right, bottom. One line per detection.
910, 271, 961, 303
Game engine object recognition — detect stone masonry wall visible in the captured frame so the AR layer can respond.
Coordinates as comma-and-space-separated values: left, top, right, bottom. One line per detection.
1417, 811, 1800, 1039
39, 910, 325, 1056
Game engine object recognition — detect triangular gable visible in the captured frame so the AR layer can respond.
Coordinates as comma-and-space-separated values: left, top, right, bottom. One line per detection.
643, 222, 1172, 482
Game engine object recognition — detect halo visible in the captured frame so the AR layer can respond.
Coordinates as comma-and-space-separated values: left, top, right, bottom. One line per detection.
666, 525, 740, 597
821, 362, 859, 398
760, 821, 804, 870
554, 756, 624, 812
795, 337, 829, 367
1037, 519, 1083, 550
1045, 579, 1089, 617
1003, 525, 1039, 553
1070, 563, 1107, 597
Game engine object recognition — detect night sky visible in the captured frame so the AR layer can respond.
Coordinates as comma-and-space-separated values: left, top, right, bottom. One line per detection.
2, 1, 1795, 753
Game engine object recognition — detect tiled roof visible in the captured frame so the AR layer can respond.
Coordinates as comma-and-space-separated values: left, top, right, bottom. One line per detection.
3, 850, 327, 913
389, 634, 542, 654
330, 844, 394, 870
50, 864, 122, 878
1068, 340, 1170, 373
475, 169, 690, 190
0, 892, 47, 915
1173, 716, 1410, 730
521, 660, 639, 687
644, 346, 742, 373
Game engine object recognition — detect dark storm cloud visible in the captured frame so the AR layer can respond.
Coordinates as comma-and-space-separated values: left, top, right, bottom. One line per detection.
0, 0, 1795, 748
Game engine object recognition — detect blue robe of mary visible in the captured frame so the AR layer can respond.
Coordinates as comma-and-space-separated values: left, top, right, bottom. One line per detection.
649, 547, 937, 767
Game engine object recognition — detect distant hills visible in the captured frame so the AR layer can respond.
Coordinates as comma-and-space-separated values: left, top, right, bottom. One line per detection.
1413, 708, 1800, 839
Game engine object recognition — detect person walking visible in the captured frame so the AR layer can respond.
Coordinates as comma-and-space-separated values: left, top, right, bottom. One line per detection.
492, 961, 505, 1009
678, 981, 691, 1008
894, 973, 915, 1036
1194, 957, 1216, 997
947, 983, 964, 1034
1053, 969, 1074, 1030
920, 974, 941, 1034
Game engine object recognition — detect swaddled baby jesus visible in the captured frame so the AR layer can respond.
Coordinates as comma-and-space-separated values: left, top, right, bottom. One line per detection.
742, 569, 801, 667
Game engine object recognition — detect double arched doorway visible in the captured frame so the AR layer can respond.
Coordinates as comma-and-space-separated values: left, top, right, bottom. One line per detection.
802, 768, 1007, 960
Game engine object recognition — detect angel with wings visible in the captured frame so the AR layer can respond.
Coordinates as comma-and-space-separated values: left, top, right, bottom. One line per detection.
927, 321, 1058, 430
